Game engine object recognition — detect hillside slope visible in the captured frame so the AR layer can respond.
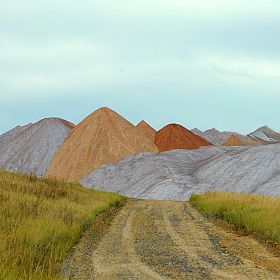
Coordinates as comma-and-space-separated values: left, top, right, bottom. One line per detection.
136, 120, 157, 143
0, 123, 33, 151
249, 125, 280, 142
0, 118, 74, 177
81, 143, 280, 200
45, 107, 158, 182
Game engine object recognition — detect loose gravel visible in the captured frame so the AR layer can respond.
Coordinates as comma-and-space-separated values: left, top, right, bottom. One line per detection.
61, 199, 280, 279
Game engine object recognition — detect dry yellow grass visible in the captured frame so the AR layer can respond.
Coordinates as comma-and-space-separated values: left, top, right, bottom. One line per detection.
190, 191, 280, 246
0, 170, 124, 279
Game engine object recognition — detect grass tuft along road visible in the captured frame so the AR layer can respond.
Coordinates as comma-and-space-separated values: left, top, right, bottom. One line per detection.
190, 191, 280, 246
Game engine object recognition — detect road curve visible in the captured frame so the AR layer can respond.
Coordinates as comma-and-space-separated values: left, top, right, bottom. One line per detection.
62, 199, 280, 279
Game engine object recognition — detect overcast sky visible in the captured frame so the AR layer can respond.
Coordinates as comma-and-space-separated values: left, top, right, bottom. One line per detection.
1, 0, 280, 135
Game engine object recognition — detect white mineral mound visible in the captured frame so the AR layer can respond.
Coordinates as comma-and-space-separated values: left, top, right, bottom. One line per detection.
0, 123, 33, 151
0, 118, 74, 177
191, 128, 245, 145
80, 143, 280, 200
191, 128, 267, 146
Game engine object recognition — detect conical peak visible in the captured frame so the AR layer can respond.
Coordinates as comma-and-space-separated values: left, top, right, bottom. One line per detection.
205, 128, 220, 133
192, 128, 202, 132
136, 120, 157, 143
137, 120, 149, 126
159, 123, 186, 131
96, 106, 115, 115
155, 123, 213, 152
249, 125, 279, 142
257, 125, 275, 133
259, 125, 269, 129
68, 107, 128, 138
251, 125, 276, 134
82, 107, 124, 123
93, 107, 135, 132
221, 134, 244, 146
136, 120, 155, 130
45, 107, 159, 182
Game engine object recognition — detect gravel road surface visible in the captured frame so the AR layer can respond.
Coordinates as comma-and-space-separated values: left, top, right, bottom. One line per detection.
62, 199, 280, 279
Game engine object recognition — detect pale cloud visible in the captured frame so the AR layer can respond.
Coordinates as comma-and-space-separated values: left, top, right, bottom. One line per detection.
210, 55, 280, 81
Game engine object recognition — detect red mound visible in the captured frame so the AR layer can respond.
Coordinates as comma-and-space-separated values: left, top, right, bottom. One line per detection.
154, 123, 213, 152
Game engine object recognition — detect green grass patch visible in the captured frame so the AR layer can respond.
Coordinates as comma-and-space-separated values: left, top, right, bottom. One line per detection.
190, 191, 280, 245
0, 170, 125, 279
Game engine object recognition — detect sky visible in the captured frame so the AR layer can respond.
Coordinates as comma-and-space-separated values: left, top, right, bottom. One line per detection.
1, 0, 280, 135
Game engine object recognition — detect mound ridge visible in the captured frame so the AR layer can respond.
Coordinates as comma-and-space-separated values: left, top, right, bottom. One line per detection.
81, 143, 280, 200
0, 118, 74, 177
155, 123, 213, 152
45, 107, 159, 182
221, 134, 245, 146
191, 127, 269, 146
136, 120, 157, 143
249, 126, 280, 142
0, 123, 33, 151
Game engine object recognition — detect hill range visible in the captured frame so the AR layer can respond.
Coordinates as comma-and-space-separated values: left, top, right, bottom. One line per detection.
0, 107, 279, 200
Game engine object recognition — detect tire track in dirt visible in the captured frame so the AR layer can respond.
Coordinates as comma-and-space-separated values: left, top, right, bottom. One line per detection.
62, 199, 280, 279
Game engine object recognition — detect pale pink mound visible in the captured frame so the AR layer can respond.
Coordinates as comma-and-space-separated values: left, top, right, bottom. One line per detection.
45, 107, 159, 182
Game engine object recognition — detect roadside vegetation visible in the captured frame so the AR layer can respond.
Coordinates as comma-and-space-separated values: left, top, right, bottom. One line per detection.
190, 191, 280, 247
0, 170, 124, 279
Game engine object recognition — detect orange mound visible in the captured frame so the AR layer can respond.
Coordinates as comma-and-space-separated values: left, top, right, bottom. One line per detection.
221, 134, 245, 146
154, 123, 213, 152
136, 120, 157, 143
45, 107, 159, 182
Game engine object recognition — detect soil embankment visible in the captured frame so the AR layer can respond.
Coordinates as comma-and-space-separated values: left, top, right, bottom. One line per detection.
45, 107, 158, 182
62, 199, 280, 279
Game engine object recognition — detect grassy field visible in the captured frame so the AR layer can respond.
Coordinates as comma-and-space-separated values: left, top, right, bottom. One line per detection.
0, 170, 125, 279
190, 191, 280, 246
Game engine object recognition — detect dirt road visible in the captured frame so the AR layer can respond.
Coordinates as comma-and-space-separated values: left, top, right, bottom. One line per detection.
62, 199, 280, 279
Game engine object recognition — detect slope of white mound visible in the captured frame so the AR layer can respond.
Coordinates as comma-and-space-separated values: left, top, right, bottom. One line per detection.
0, 123, 32, 151
80, 143, 280, 200
0, 118, 74, 177
196, 143, 280, 195
81, 146, 225, 200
